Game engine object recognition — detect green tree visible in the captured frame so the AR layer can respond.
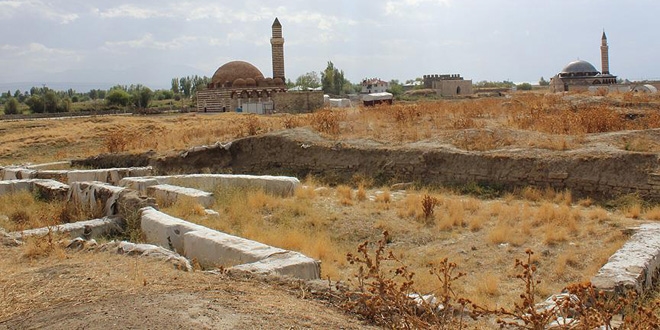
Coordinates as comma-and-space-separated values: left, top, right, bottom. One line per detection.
130, 85, 153, 109
387, 79, 404, 97
517, 82, 533, 91
3, 97, 19, 115
180, 77, 192, 98
106, 89, 131, 107
295, 71, 321, 90
43, 90, 58, 113
539, 77, 549, 86
25, 95, 44, 113
321, 61, 348, 95
171, 78, 180, 95
57, 97, 72, 112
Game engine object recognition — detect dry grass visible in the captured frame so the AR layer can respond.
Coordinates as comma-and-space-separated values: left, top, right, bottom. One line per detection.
155, 182, 642, 311
0, 191, 68, 231
3, 92, 660, 164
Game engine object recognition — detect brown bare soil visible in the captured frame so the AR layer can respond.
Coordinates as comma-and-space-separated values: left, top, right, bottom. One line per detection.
0, 244, 377, 329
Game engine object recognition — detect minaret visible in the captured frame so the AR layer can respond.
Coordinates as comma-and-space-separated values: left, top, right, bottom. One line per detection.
601, 30, 609, 75
270, 18, 285, 81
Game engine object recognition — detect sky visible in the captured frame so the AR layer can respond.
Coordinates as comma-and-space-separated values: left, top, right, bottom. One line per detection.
1, 0, 659, 92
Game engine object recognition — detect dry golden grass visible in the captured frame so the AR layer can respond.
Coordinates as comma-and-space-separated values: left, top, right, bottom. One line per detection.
3, 92, 660, 165
554, 249, 580, 279
356, 184, 367, 202
335, 185, 353, 206
624, 203, 643, 219
643, 206, 660, 221
0, 191, 68, 232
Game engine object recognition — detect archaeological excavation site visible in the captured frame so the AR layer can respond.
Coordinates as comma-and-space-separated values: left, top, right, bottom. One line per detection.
2, 93, 660, 328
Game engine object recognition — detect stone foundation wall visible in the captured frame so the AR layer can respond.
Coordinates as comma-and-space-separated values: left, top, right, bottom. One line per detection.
273, 91, 324, 113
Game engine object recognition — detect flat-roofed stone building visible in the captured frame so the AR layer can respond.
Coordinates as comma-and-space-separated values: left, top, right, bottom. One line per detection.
423, 74, 473, 97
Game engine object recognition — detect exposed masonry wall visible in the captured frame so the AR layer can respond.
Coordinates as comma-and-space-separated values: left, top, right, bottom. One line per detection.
84, 129, 659, 201
591, 223, 660, 295
272, 91, 324, 113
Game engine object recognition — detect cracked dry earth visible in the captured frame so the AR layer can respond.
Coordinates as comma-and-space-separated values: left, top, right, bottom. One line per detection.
0, 244, 376, 330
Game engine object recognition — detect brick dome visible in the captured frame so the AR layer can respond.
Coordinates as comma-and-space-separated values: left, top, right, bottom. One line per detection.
212, 61, 265, 87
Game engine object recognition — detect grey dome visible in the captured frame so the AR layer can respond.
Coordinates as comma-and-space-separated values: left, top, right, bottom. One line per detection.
561, 60, 599, 74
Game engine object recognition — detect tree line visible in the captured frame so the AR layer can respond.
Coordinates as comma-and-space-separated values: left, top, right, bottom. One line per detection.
1, 75, 210, 115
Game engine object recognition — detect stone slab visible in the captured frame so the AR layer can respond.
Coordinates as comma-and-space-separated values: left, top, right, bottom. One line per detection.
32, 179, 70, 201
25, 161, 71, 170
118, 177, 160, 194
0, 179, 68, 200
146, 184, 214, 208
153, 174, 300, 197
183, 229, 286, 269
139, 207, 207, 254
591, 223, 660, 294
139, 207, 319, 280
8, 217, 122, 240
67, 181, 126, 217
229, 251, 321, 280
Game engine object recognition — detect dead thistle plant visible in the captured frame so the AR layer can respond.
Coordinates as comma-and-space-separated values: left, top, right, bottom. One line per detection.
422, 194, 439, 224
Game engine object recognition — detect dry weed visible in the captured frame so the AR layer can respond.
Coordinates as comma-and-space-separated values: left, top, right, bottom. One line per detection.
336, 185, 353, 206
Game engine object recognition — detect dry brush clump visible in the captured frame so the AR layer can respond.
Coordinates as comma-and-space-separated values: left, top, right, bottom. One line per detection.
343, 231, 474, 329
342, 238, 660, 329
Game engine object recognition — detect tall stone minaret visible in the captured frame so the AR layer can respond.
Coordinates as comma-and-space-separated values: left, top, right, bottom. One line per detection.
601, 30, 609, 75
270, 18, 285, 81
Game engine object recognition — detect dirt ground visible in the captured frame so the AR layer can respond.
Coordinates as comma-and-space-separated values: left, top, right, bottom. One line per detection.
0, 243, 377, 330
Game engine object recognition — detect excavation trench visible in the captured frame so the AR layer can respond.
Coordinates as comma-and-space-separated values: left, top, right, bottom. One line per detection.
72, 128, 660, 201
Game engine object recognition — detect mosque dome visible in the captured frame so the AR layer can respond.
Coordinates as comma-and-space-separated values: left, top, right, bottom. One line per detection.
561, 60, 599, 75
232, 78, 246, 88
212, 61, 265, 87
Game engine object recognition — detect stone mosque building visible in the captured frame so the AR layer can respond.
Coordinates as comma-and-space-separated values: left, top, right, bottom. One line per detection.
197, 18, 323, 113
550, 32, 618, 93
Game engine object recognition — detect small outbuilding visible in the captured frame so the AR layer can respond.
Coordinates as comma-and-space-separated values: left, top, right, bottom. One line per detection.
362, 92, 393, 106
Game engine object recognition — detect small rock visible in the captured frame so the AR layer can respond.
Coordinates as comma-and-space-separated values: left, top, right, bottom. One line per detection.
391, 182, 414, 190
204, 209, 220, 218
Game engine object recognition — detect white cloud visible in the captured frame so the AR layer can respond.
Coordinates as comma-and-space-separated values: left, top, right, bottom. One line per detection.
384, 0, 451, 16
102, 34, 200, 52
0, 0, 78, 23
0, 42, 83, 75
97, 4, 174, 19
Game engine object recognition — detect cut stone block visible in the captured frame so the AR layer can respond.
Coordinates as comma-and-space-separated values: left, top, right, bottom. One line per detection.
25, 161, 71, 170
67, 181, 126, 217
32, 179, 70, 201
147, 184, 214, 208
138, 207, 320, 280
139, 207, 207, 254
154, 174, 300, 197
66, 167, 152, 185
230, 251, 321, 280
183, 229, 286, 269
118, 177, 160, 194
8, 217, 122, 240
591, 223, 660, 294
1, 167, 36, 180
